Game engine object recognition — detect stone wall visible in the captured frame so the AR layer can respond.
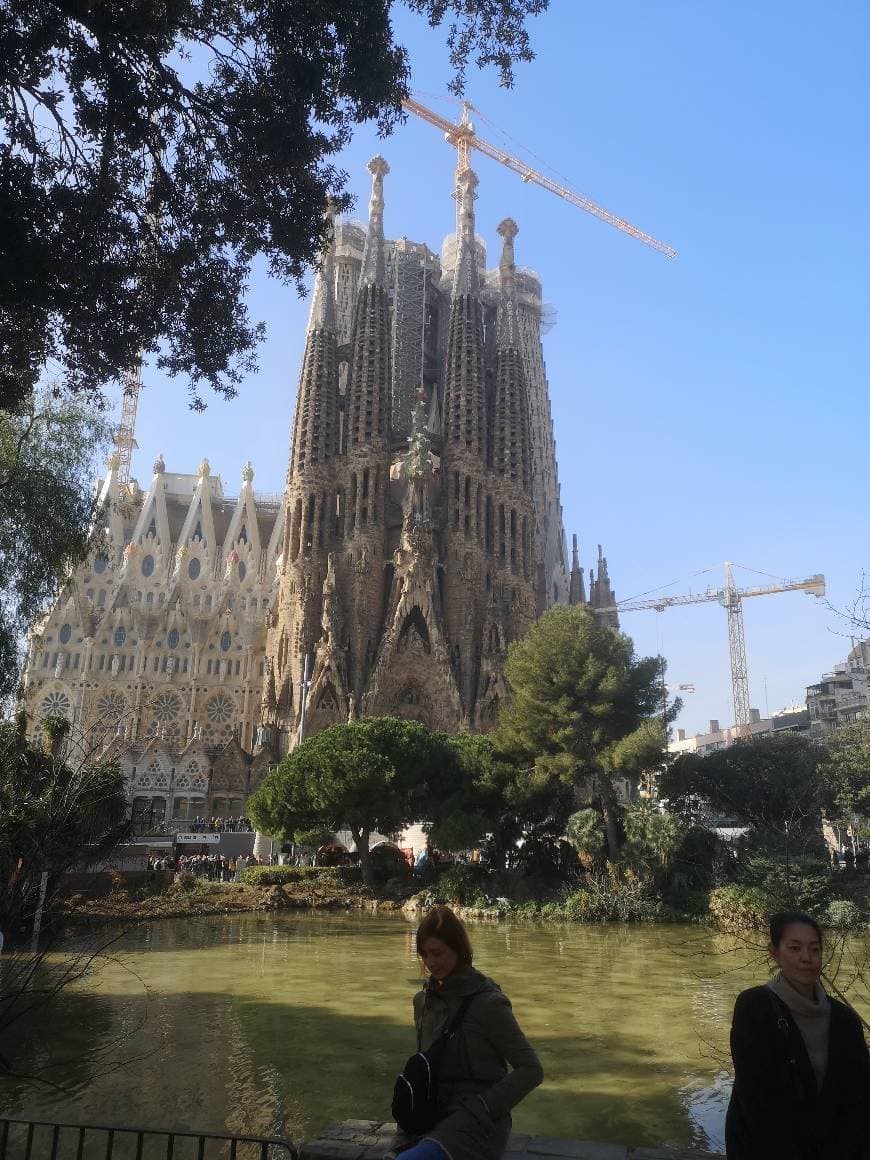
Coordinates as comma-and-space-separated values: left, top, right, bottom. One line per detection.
300, 1120, 723, 1160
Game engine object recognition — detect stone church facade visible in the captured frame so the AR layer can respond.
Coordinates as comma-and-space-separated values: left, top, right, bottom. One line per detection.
20, 157, 617, 827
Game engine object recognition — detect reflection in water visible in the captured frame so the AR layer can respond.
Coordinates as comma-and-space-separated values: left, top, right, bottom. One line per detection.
4, 916, 863, 1150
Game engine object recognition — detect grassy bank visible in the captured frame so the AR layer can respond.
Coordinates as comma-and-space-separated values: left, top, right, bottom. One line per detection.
57, 862, 870, 934
59, 871, 396, 926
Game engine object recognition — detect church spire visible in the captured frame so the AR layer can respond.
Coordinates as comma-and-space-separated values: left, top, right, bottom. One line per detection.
346, 156, 391, 451
590, 543, 619, 628
597, 543, 610, 582
290, 203, 339, 476
452, 167, 480, 297
306, 201, 337, 332
569, 533, 586, 605
360, 156, 389, 287
443, 165, 486, 460
496, 217, 520, 349
491, 218, 532, 491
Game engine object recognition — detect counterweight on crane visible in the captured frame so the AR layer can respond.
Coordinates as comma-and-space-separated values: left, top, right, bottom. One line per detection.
402, 97, 677, 258
603, 564, 826, 738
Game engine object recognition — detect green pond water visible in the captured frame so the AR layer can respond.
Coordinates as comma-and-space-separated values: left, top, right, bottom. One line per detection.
4, 914, 866, 1152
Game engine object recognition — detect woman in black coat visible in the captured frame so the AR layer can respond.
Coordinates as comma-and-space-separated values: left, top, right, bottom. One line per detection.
725, 910, 870, 1159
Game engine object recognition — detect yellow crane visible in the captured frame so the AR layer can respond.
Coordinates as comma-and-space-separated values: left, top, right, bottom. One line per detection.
113, 123, 161, 490
402, 96, 677, 258
603, 564, 826, 738
115, 358, 142, 489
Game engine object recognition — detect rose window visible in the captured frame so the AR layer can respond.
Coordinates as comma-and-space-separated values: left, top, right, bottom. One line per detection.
39, 691, 71, 719
207, 695, 234, 725
96, 692, 127, 723
152, 692, 182, 723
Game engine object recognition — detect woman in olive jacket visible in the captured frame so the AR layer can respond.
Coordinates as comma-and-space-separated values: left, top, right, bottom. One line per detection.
393, 904, 543, 1160
725, 911, 870, 1160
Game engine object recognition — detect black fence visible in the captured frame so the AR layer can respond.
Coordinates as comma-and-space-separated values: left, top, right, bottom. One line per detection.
0, 1120, 298, 1160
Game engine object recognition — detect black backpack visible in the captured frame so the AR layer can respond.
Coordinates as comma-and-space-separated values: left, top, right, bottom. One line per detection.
391, 994, 475, 1135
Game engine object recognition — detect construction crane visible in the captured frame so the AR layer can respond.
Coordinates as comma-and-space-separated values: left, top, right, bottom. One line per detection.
603, 563, 826, 739
115, 357, 143, 489
113, 120, 162, 490
402, 96, 677, 259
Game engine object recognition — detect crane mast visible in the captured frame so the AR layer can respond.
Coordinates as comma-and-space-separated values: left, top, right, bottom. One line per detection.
115, 357, 143, 489
113, 127, 161, 490
401, 97, 677, 258
603, 566, 825, 736
723, 562, 752, 738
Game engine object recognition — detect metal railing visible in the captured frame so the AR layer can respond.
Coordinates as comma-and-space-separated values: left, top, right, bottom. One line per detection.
0, 1119, 297, 1160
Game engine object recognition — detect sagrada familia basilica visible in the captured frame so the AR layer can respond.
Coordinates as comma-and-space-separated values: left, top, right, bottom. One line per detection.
21, 157, 619, 828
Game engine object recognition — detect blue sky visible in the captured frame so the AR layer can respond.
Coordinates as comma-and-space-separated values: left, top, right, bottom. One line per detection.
116, 0, 870, 736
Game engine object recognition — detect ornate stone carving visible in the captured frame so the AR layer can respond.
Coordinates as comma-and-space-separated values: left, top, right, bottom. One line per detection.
355, 545, 371, 576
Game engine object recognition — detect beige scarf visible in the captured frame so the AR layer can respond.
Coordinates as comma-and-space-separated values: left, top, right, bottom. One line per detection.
767, 971, 831, 1091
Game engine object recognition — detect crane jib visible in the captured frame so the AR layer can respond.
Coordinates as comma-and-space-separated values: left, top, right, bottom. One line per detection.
402, 97, 677, 259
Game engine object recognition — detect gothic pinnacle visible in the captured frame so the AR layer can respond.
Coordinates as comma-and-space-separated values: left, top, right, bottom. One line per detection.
596, 544, 611, 583
569, 533, 586, 606
452, 167, 480, 297
307, 200, 337, 332
360, 155, 389, 287
497, 217, 519, 275
496, 217, 520, 349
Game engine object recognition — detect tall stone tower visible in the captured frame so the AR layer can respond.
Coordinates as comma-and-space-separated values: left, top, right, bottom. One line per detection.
259, 155, 598, 752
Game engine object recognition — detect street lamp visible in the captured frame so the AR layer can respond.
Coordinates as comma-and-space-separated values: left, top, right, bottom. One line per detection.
297, 652, 313, 745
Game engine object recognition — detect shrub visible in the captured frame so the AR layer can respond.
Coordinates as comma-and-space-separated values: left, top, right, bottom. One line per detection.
825, 899, 865, 931
168, 871, 198, 894
663, 885, 711, 920
538, 901, 562, 921
433, 863, 493, 905
563, 888, 596, 921
370, 845, 411, 883
737, 851, 833, 915
670, 826, 735, 893
708, 884, 770, 932
239, 864, 362, 888
562, 866, 663, 923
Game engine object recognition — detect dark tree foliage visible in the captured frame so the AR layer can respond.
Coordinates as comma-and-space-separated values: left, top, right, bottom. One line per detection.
0, 392, 109, 698
424, 730, 574, 877
0, 713, 130, 946
247, 715, 458, 886
0, 0, 549, 411
494, 604, 669, 856
818, 721, 870, 822
0, 712, 132, 1081
661, 732, 826, 847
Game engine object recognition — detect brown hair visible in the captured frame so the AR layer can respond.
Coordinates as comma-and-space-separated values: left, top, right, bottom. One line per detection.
416, 904, 474, 968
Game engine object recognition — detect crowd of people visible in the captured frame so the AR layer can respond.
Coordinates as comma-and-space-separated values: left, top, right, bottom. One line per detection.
147, 851, 258, 880
184, 816, 252, 833
832, 841, 870, 871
